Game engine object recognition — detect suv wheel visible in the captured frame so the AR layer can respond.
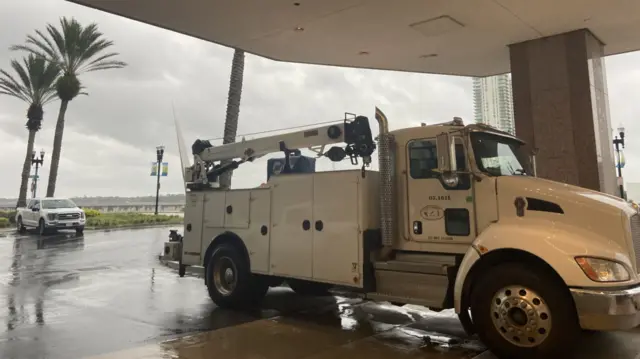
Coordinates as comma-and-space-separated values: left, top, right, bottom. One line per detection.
38, 219, 47, 236
16, 217, 26, 233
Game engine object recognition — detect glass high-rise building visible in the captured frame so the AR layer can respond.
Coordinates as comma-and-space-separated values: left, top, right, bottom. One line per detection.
472, 74, 515, 135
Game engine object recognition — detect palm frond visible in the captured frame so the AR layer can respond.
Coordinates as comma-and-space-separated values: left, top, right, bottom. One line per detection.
0, 54, 59, 106
12, 59, 34, 99
12, 17, 126, 77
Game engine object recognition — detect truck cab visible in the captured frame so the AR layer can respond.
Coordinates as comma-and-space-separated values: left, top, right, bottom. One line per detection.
168, 110, 640, 358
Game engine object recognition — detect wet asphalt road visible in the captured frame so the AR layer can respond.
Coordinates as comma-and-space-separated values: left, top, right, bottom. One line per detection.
0, 227, 639, 359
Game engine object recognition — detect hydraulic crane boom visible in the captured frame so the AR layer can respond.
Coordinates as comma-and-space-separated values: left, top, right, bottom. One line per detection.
186, 114, 377, 189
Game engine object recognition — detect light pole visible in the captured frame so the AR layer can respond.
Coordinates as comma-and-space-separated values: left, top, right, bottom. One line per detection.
31, 149, 45, 198
613, 125, 626, 199
155, 145, 165, 215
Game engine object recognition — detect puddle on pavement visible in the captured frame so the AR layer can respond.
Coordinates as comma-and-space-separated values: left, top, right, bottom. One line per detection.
88, 294, 485, 359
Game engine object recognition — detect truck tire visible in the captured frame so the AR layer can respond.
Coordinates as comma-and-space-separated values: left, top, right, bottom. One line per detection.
205, 243, 268, 309
16, 217, 26, 234
470, 262, 579, 358
38, 219, 47, 236
287, 279, 332, 296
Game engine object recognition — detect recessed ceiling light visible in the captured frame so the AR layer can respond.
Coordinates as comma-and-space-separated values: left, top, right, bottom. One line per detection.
359, 51, 370, 56
294, 26, 304, 32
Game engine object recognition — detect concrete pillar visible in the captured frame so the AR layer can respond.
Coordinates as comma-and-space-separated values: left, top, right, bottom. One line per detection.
509, 29, 616, 194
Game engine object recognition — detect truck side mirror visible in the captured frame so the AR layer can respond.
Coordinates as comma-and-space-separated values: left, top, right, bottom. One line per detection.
435, 132, 459, 187
435, 132, 457, 173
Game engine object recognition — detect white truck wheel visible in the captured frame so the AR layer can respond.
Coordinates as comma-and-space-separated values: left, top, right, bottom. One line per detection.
205, 244, 268, 309
470, 262, 580, 358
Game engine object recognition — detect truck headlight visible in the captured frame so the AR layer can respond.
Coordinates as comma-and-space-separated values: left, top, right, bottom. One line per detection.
47, 213, 57, 221
575, 257, 630, 282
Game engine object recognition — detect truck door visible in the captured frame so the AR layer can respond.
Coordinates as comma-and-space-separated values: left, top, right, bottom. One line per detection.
406, 137, 476, 244
27, 199, 40, 226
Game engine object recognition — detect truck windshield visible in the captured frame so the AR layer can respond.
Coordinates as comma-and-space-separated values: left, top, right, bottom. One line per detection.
470, 132, 528, 176
42, 199, 77, 209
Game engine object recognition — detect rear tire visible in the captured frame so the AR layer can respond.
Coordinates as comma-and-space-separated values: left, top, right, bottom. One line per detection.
205, 244, 268, 309
470, 262, 580, 358
287, 279, 332, 296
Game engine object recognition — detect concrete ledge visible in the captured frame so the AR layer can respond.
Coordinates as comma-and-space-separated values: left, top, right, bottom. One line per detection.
158, 257, 205, 277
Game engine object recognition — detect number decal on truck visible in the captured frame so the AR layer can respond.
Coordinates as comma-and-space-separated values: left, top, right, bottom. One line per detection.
428, 195, 451, 201
420, 205, 444, 220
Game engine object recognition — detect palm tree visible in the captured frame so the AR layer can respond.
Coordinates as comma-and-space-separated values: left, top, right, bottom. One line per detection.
11, 17, 126, 197
0, 55, 59, 208
218, 49, 245, 189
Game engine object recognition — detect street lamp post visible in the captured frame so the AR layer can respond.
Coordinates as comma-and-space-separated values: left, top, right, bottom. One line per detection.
31, 149, 45, 198
613, 125, 626, 199
155, 145, 165, 215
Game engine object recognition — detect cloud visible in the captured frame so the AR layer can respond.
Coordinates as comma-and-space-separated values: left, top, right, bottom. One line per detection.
0, 0, 638, 200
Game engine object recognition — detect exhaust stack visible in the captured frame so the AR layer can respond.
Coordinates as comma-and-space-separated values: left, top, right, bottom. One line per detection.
375, 107, 394, 249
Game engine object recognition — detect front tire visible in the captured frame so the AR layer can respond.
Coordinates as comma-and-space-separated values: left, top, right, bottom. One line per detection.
38, 219, 47, 236
470, 263, 580, 358
16, 217, 26, 234
75, 227, 84, 235
205, 244, 268, 309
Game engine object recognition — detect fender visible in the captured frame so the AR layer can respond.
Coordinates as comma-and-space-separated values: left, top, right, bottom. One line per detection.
453, 220, 638, 312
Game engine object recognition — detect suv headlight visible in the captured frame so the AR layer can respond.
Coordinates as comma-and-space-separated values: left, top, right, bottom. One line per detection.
575, 257, 631, 282
80, 212, 85, 219
47, 213, 57, 221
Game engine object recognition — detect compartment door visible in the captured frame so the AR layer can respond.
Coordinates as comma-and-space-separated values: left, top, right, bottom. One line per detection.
269, 175, 313, 278
312, 172, 360, 286
183, 192, 205, 265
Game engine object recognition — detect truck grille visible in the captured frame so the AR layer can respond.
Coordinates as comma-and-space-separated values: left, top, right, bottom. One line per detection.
58, 213, 80, 220
631, 214, 640, 271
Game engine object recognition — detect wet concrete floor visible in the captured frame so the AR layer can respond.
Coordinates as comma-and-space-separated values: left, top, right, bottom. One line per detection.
0, 227, 638, 359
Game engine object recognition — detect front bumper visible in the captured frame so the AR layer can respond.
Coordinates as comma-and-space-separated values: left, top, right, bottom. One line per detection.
46, 219, 85, 229
570, 285, 640, 331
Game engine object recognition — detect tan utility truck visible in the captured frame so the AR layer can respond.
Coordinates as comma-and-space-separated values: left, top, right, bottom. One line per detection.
166, 108, 640, 358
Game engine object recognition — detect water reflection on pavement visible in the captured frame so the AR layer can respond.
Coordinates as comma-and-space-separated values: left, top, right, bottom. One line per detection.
0, 227, 638, 359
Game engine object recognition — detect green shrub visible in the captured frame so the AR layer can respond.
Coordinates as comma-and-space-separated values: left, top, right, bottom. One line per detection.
85, 212, 182, 229
0, 211, 17, 224
0, 218, 10, 228
83, 209, 101, 218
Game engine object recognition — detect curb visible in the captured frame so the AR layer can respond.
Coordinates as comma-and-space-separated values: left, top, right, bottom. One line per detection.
0, 223, 183, 237
87, 223, 183, 232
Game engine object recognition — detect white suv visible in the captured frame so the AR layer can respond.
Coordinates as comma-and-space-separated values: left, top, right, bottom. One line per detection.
16, 198, 86, 235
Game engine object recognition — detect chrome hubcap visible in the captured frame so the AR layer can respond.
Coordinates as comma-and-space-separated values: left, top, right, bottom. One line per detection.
213, 257, 237, 296
491, 285, 552, 347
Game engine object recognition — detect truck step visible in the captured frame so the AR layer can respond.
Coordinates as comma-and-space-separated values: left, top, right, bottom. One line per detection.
373, 269, 449, 309
394, 252, 457, 265
374, 252, 458, 275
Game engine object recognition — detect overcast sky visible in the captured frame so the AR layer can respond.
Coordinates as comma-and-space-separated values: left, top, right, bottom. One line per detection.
1, 0, 639, 199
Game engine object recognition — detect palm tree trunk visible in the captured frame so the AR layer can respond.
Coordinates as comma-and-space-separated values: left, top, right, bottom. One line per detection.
17, 129, 37, 208
218, 49, 245, 189
46, 100, 69, 197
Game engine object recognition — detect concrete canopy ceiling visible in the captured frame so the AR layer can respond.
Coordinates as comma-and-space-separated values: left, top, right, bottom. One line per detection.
67, 0, 640, 77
